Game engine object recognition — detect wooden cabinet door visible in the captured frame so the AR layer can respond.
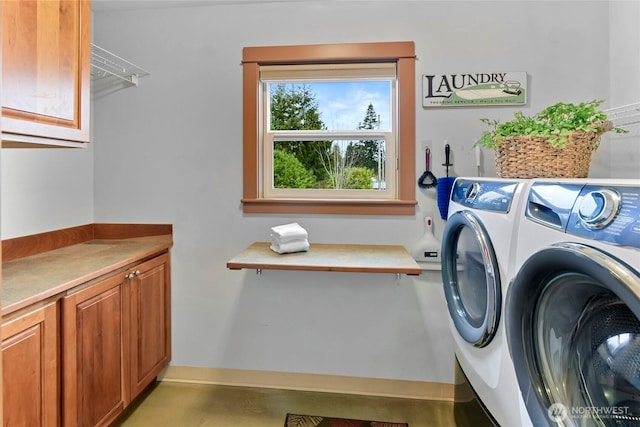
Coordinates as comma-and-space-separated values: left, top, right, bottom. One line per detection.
2, 303, 59, 427
62, 274, 129, 427
128, 253, 171, 399
1, 0, 90, 145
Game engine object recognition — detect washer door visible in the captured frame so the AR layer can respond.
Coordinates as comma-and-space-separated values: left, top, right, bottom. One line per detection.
507, 242, 640, 427
441, 210, 501, 348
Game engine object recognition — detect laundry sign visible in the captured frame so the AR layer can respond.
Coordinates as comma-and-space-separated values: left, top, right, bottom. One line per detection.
423, 71, 527, 107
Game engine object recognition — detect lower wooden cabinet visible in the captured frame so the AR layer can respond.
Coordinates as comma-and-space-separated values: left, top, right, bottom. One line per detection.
62, 273, 129, 427
129, 253, 171, 399
2, 251, 171, 427
62, 252, 171, 427
1, 303, 59, 427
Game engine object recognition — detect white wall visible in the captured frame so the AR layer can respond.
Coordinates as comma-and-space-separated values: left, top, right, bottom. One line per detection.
1, 147, 94, 238
88, 0, 625, 384
606, 0, 640, 178
2, 0, 637, 385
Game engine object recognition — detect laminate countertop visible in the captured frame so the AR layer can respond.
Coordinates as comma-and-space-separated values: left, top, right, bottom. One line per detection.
2, 234, 173, 317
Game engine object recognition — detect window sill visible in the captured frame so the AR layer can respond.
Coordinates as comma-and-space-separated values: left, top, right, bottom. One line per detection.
241, 198, 417, 215
227, 242, 421, 276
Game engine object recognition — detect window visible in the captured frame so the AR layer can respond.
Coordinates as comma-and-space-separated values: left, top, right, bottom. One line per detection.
263, 63, 395, 199
242, 42, 416, 215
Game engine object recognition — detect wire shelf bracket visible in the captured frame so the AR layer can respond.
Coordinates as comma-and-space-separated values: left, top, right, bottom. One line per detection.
90, 43, 150, 87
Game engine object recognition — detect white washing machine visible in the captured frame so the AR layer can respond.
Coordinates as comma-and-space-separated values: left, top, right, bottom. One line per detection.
506, 178, 640, 427
441, 177, 531, 427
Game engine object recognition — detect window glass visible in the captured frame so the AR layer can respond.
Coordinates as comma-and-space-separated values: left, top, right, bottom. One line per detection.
272, 138, 387, 190
267, 81, 391, 132
263, 65, 396, 199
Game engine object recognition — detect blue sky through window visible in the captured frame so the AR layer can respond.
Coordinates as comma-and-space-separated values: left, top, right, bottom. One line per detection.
305, 81, 391, 131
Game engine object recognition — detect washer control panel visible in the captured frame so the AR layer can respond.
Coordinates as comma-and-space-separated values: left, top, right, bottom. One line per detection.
527, 182, 640, 249
568, 185, 640, 248
451, 179, 520, 213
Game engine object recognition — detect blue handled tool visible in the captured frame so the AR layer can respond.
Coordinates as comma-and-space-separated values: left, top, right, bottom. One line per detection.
437, 143, 456, 220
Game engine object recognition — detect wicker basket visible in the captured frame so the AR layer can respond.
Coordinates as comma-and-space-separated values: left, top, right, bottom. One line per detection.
494, 125, 609, 179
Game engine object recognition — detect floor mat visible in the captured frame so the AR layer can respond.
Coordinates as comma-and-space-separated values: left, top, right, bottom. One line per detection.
284, 413, 408, 427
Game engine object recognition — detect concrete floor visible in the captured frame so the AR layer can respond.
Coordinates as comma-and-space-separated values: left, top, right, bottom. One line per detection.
116, 381, 457, 427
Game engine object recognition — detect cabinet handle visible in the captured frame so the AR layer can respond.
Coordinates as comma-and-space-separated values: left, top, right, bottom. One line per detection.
124, 270, 142, 280
125, 270, 142, 280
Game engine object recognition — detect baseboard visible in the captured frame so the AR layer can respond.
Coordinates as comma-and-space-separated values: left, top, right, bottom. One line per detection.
158, 366, 454, 402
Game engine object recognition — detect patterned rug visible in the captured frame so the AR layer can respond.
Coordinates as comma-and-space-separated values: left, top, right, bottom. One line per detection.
284, 413, 408, 427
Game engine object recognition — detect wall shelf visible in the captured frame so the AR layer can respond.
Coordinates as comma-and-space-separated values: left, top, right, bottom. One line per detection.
227, 242, 422, 276
605, 102, 640, 129
90, 43, 150, 88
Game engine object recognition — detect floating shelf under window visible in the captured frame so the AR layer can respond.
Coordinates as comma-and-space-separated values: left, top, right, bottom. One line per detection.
227, 242, 422, 276
90, 43, 150, 89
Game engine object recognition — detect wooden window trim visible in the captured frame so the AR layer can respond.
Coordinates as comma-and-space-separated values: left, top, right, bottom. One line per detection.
241, 41, 416, 215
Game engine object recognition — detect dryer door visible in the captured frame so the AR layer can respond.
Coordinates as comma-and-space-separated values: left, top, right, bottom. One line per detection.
441, 210, 501, 348
507, 242, 640, 427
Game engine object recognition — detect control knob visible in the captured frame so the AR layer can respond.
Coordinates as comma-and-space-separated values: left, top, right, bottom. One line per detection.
577, 189, 621, 229
465, 182, 480, 202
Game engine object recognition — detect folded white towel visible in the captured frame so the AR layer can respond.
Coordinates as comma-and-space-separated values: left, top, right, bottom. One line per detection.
270, 222, 308, 244
270, 238, 310, 254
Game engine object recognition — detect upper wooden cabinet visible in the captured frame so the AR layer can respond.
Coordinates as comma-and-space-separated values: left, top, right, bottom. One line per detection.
1, 0, 91, 148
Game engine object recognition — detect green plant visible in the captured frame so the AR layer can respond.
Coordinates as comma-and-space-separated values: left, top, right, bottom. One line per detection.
477, 100, 627, 150
329, 167, 375, 189
273, 149, 317, 189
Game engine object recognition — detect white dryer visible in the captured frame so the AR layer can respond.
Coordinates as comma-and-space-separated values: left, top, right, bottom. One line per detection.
506, 178, 640, 427
441, 177, 531, 427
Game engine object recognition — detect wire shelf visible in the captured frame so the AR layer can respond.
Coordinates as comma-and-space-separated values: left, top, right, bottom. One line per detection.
90, 43, 150, 87
604, 102, 640, 129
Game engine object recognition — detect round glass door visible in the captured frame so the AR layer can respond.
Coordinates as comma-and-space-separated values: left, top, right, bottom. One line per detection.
441, 211, 501, 348
507, 243, 640, 427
